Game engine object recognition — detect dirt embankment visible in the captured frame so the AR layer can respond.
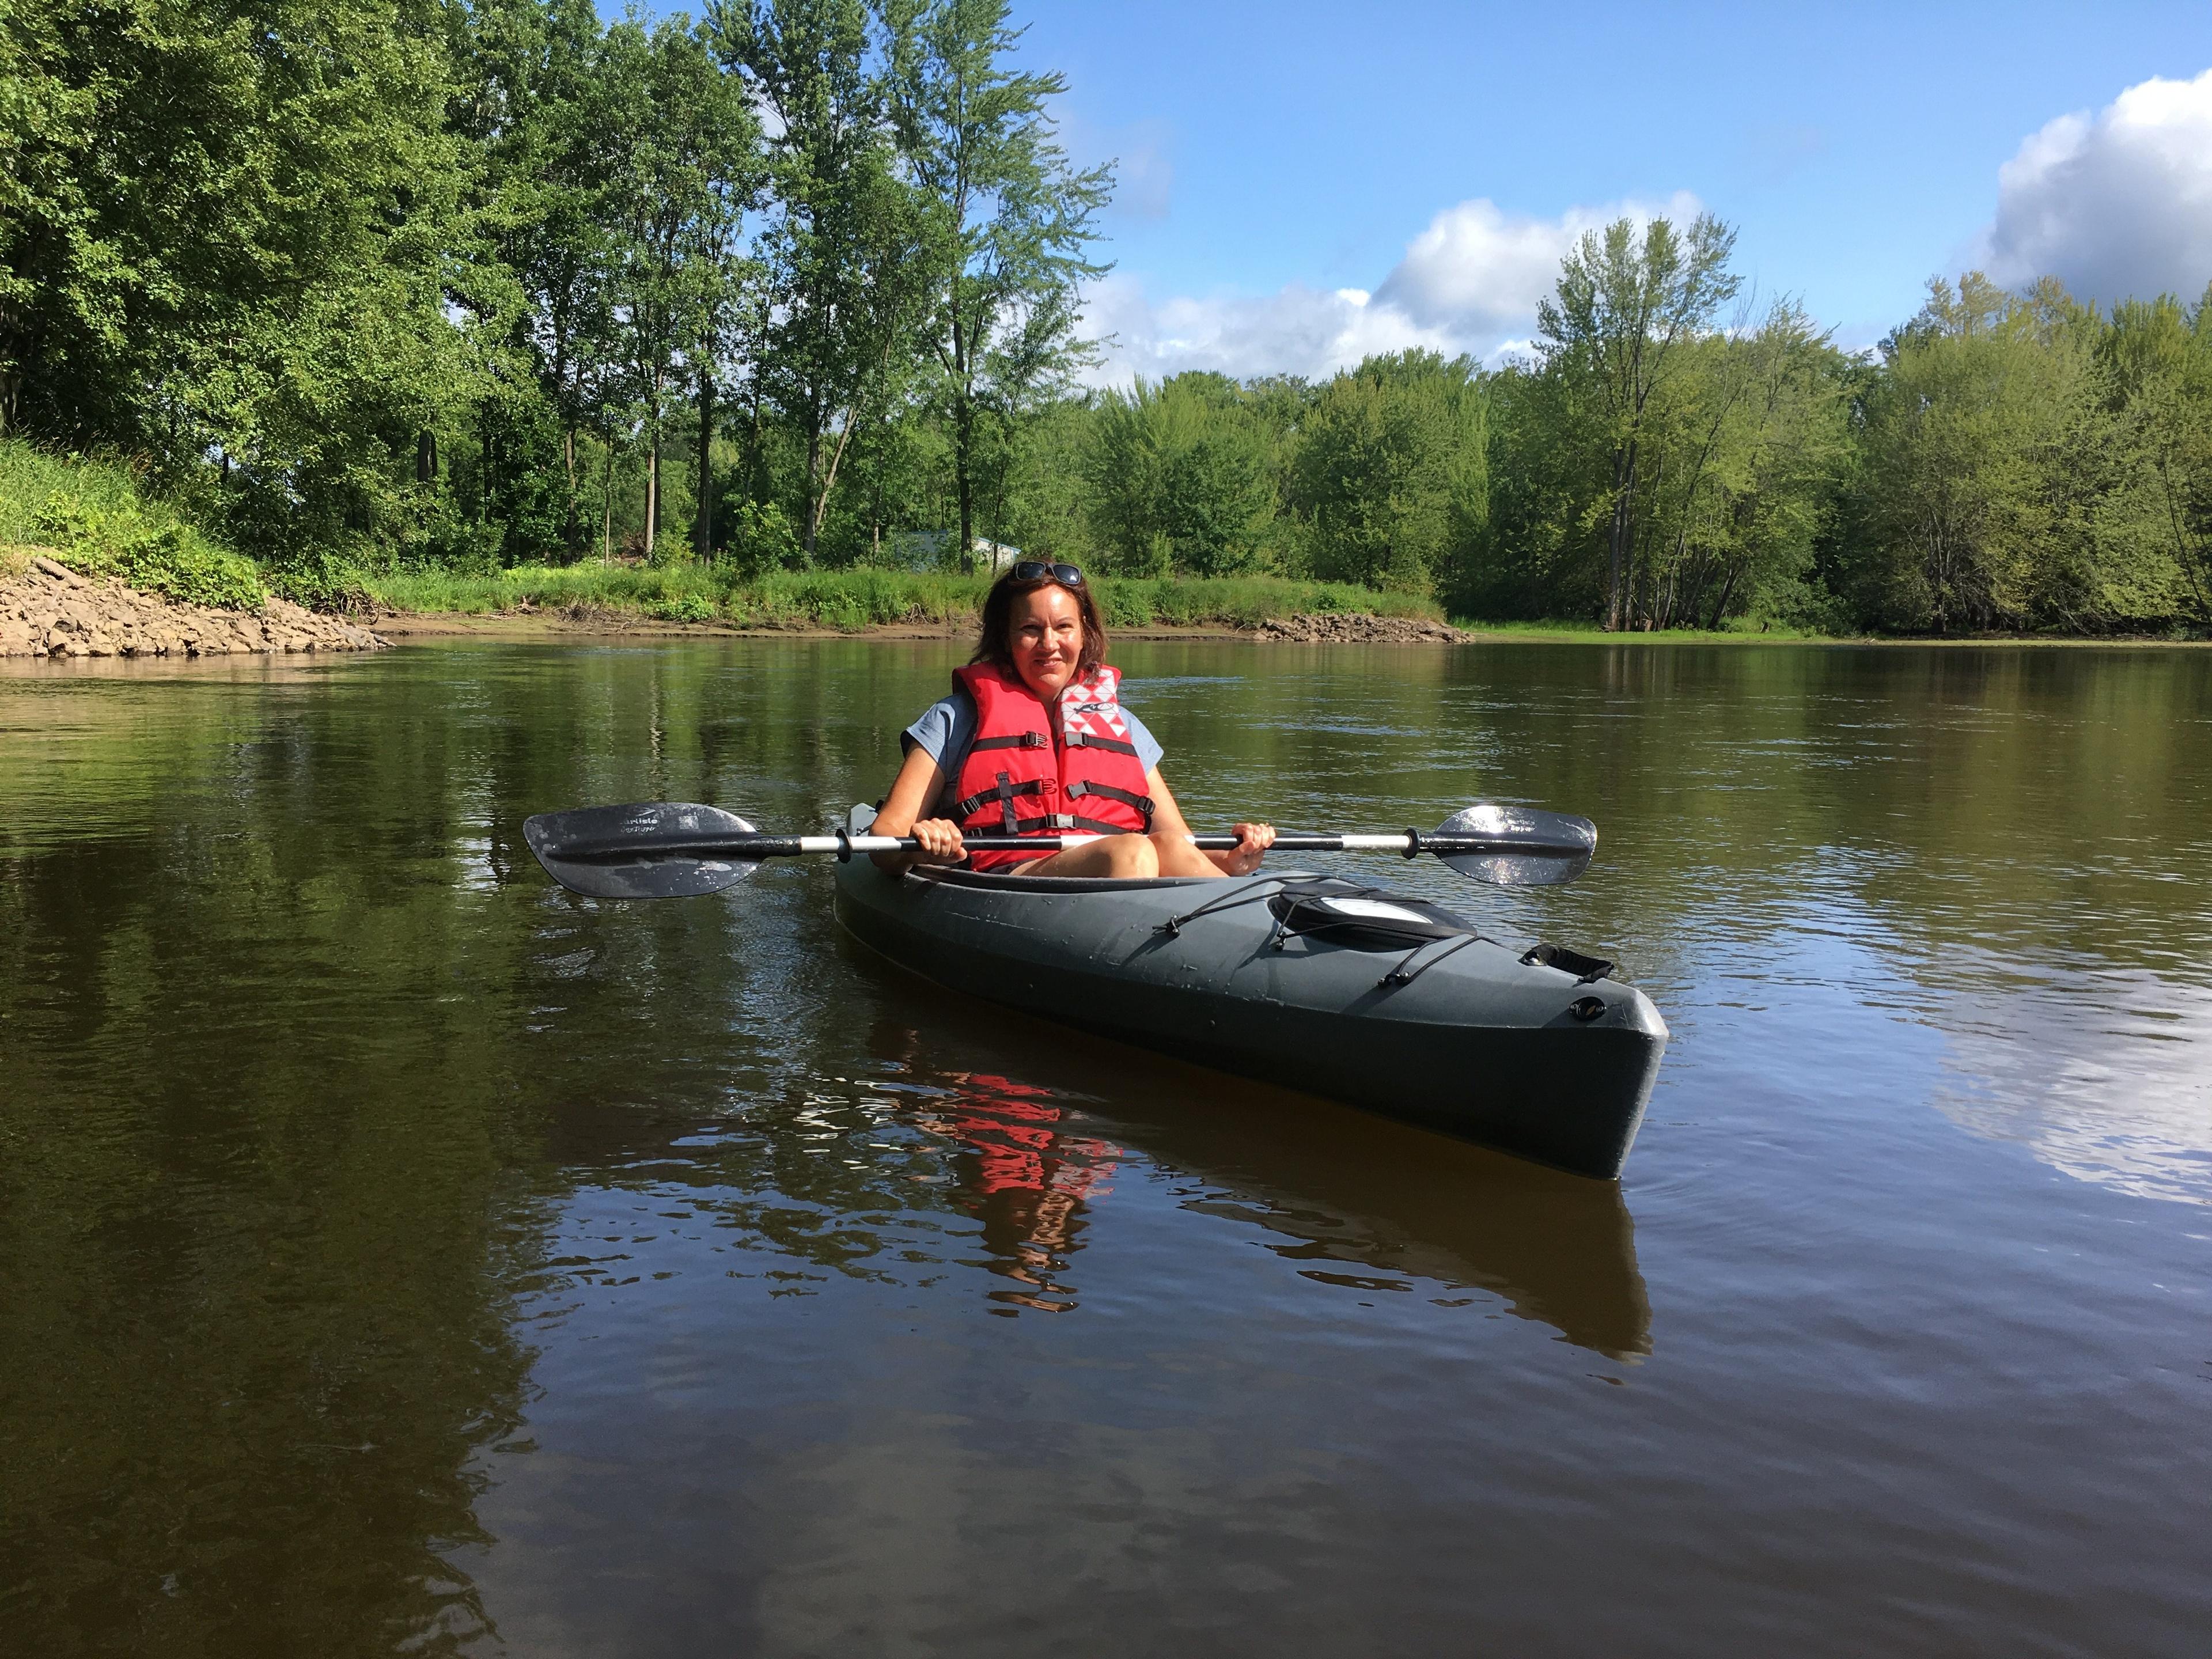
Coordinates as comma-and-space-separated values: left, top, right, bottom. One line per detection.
1251, 612, 1472, 643
1, 552, 387, 658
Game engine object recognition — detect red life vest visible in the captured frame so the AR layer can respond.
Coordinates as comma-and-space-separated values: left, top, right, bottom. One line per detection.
949, 662, 1156, 871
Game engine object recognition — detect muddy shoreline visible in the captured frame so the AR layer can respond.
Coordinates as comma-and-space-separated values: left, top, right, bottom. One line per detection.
368, 608, 1477, 645
1, 552, 386, 657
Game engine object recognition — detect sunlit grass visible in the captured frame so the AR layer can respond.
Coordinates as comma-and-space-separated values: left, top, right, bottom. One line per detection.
359, 563, 1448, 631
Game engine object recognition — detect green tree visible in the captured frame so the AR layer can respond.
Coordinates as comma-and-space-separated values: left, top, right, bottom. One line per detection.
1535, 214, 1741, 629
1632, 302, 1850, 629
597, 16, 760, 559
458, 0, 623, 556
2099, 287, 2212, 622
0, 0, 469, 562
1289, 351, 1487, 592
1850, 274, 2085, 631
711, 0, 933, 563
884, 0, 1110, 571
1086, 373, 1278, 576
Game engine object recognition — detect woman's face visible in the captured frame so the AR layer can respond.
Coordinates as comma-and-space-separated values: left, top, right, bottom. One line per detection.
1007, 584, 1084, 700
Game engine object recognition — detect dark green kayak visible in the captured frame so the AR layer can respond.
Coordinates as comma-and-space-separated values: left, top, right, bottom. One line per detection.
831, 807, 1669, 1179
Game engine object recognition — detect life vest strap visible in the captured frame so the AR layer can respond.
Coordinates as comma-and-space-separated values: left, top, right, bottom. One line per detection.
1063, 730, 1139, 757
969, 732, 1048, 751
999, 812, 1147, 838
1066, 779, 1155, 824
952, 774, 1049, 828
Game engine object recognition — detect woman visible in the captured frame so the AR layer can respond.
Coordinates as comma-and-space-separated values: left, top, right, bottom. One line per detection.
873, 561, 1275, 877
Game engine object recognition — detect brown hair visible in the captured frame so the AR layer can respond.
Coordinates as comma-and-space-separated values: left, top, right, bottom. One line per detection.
970, 567, 1107, 677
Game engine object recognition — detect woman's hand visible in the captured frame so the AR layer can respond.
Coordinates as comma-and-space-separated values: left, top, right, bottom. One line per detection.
1217, 821, 1275, 876
908, 817, 965, 865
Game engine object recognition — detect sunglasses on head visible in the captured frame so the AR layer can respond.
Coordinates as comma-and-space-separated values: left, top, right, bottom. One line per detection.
1011, 560, 1085, 588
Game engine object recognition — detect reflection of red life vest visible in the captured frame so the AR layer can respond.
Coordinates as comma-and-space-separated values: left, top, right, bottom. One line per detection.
950, 664, 1154, 872
944, 1074, 1119, 1202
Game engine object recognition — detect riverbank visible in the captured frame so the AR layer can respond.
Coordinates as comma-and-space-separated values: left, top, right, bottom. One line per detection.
357, 564, 1454, 633
370, 605, 1475, 645
1, 548, 385, 657
363, 604, 2207, 650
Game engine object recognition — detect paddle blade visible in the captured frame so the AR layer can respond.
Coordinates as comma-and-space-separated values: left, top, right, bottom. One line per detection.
1433, 804, 1597, 887
524, 801, 761, 899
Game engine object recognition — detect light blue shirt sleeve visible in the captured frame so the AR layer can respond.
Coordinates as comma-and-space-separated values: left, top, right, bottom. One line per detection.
902, 693, 974, 766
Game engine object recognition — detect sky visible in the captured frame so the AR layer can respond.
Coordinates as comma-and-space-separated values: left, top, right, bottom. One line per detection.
660, 1, 2212, 383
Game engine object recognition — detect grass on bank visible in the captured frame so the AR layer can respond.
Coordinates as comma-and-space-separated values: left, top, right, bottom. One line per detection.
0, 442, 269, 609
359, 562, 1449, 631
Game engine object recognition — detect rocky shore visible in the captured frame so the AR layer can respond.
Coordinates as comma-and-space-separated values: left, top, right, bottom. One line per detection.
1252, 612, 1472, 644
1, 553, 387, 658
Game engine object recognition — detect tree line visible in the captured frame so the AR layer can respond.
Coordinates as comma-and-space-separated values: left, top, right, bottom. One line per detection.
5, 0, 2209, 634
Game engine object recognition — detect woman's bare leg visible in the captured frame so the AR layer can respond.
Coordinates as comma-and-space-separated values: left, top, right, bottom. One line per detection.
1149, 828, 1229, 877
1012, 833, 1160, 878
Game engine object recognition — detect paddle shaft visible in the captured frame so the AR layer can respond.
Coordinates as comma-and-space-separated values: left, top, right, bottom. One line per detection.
552, 828, 1575, 864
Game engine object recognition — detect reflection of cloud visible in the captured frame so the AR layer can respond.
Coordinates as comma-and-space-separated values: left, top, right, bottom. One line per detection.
1980, 67, 2212, 304
1931, 966, 2212, 1206
1079, 192, 1702, 384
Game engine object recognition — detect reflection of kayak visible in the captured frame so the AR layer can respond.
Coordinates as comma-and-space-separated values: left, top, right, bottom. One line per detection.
859, 1010, 1652, 1357
832, 807, 1669, 1180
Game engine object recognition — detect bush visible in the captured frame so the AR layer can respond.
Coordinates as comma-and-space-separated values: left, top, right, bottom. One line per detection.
652, 592, 719, 623
32, 497, 267, 611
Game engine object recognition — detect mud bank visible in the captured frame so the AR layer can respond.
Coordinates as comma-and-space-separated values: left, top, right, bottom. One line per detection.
1252, 613, 1473, 643
1, 553, 387, 657
368, 607, 1476, 646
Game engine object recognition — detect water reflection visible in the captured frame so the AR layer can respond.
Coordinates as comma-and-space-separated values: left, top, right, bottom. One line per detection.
6, 638, 2211, 1657
850, 988, 1652, 1357
1928, 959, 2212, 1206
905, 1071, 1120, 1315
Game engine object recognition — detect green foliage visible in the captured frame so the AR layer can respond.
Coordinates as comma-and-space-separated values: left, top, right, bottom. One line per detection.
652, 590, 721, 622
883, 0, 1112, 564
2, 0, 468, 558
5, 1, 2209, 641
1290, 351, 1487, 593
1834, 274, 2212, 634
1088, 374, 1280, 577
1531, 213, 1743, 629
0, 441, 266, 609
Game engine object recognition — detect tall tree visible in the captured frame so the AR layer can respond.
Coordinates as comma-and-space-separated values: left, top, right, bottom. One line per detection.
883, 0, 1109, 571
1290, 351, 1487, 592
459, 0, 623, 555
2099, 287, 2212, 620
0, 0, 468, 557
600, 16, 761, 558
711, 0, 930, 563
1086, 373, 1278, 575
1536, 214, 1741, 629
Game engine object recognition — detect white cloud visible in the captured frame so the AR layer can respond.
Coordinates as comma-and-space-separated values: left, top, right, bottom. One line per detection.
1078, 192, 1702, 385
1374, 191, 1703, 338
1076, 274, 1455, 386
1981, 67, 2212, 304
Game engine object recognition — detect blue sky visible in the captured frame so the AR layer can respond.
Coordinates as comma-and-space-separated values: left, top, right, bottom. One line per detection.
660, 1, 2212, 379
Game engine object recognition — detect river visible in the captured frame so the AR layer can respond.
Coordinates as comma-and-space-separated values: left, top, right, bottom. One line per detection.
2, 637, 2207, 1656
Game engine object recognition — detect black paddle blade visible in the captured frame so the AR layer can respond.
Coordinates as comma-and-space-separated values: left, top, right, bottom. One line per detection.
1433, 805, 1597, 887
524, 801, 761, 899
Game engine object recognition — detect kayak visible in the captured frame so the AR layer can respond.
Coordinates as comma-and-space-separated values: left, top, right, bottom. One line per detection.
831, 806, 1669, 1179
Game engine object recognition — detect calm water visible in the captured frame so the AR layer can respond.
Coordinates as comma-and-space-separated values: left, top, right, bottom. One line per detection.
2, 638, 2209, 1656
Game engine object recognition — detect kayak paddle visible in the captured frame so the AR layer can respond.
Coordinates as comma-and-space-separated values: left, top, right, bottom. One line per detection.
522, 801, 1597, 900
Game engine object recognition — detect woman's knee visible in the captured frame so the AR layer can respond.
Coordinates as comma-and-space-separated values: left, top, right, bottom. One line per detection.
1107, 834, 1160, 877
1147, 828, 1210, 876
